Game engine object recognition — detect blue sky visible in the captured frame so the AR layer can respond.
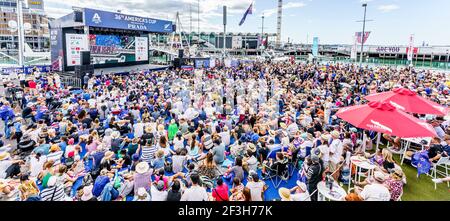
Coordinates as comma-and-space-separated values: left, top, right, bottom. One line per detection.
45, 0, 450, 45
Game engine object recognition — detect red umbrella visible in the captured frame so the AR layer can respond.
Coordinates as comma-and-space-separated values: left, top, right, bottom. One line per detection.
336, 101, 437, 138
365, 88, 448, 116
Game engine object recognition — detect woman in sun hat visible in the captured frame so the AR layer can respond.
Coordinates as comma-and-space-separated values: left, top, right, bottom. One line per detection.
80, 185, 97, 201
384, 168, 404, 201
99, 151, 115, 172
134, 187, 151, 201
290, 181, 311, 201
133, 161, 152, 196
278, 187, 293, 201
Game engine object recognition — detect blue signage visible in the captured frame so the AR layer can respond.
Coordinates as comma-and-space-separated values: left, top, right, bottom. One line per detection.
1, 65, 51, 75
312, 37, 319, 57
84, 8, 173, 33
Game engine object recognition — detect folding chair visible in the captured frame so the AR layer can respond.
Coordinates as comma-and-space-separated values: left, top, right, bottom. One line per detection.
262, 158, 290, 188
428, 156, 449, 190
387, 139, 408, 164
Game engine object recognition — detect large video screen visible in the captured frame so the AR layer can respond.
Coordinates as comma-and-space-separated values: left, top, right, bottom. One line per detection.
88, 34, 148, 65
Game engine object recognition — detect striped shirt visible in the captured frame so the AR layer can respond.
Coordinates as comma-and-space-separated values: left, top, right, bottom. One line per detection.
141, 145, 158, 164
39, 185, 66, 201
203, 134, 213, 150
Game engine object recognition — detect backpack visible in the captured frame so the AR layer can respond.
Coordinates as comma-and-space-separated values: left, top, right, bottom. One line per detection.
82, 173, 94, 186
200, 175, 214, 189
164, 159, 173, 173
111, 138, 121, 153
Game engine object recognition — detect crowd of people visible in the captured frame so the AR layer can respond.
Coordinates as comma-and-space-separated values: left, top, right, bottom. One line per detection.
0, 60, 449, 201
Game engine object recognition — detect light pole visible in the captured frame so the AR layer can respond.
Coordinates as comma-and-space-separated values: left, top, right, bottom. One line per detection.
359, 3, 368, 67
446, 50, 449, 71
16, 0, 25, 68
223, 6, 227, 57
260, 14, 264, 55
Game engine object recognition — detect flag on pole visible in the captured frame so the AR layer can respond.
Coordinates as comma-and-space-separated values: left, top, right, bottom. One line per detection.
355, 31, 371, 44
407, 34, 415, 62
351, 35, 358, 60
239, 3, 253, 26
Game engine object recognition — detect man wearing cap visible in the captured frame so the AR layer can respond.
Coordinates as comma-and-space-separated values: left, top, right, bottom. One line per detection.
356, 171, 391, 201
150, 180, 168, 201
306, 148, 323, 201
246, 170, 267, 201
328, 130, 343, 179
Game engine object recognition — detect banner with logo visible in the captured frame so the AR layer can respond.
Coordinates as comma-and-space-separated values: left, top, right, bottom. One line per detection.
84, 8, 173, 33
356, 31, 371, 44
407, 34, 415, 62
351, 35, 358, 60
312, 37, 319, 57
135, 37, 148, 61
65, 34, 89, 66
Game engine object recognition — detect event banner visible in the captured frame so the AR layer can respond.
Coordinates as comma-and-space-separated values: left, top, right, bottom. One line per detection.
84, 8, 173, 33
135, 37, 149, 61
351, 35, 358, 60
312, 37, 319, 57
65, 33, 89, 66
407, 34, 415, 62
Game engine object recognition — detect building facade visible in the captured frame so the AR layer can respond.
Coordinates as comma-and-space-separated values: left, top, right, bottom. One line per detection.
0, 0, 49, 54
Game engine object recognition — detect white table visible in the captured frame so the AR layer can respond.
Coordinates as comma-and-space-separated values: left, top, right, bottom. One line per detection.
317, 181, 347, 201
348, 156, 377, 192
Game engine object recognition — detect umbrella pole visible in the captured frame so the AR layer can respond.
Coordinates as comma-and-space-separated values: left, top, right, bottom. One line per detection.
362, 132, 367, 154
376, 132, 381, 149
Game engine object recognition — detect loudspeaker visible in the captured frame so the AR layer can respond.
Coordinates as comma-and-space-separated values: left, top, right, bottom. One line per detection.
81, 51, 91, 65
173, 58, 181, 68
75, 65, 94, 78
172, 24, 176, 32
178, 49, 184, 59
74, 11, 83, 23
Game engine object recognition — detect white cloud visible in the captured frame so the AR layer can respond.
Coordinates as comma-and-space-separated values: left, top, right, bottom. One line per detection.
377, 4, 399, 13
261, 1, 307, 17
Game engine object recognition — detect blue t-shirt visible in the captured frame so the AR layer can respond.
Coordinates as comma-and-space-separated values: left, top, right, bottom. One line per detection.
33, 144, 51, 155
152, 158, 165, 170
93, 176, 110, 197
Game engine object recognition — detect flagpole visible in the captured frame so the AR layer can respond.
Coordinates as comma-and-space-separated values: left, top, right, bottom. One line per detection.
359, 3, 368, 67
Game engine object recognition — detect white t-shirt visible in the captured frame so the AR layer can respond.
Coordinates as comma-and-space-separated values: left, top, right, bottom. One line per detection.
219, 131, 231, 146
360, 183, 391, 201
246, 181, 265, 201
329, 139, 343, 165
29, 155, 47, 177
134, 123, 144, 138
173, 137, 185, 151
150, 185, 168, 201
180, 185, 209, 201
318, 144, 330, 164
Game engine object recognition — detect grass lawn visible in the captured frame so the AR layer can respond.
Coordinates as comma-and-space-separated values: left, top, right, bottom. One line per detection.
342, 147, 450, 201
393, 155, 450, 201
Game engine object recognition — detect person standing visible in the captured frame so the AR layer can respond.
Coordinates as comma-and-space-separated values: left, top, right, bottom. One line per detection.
306, 149, 323, 201
245, 171, 267, 201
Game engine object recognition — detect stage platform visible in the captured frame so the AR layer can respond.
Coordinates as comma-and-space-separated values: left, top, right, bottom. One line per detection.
93, 64, 171, 75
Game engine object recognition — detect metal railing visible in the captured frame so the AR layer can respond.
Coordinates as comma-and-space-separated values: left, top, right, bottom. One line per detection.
60, 76, 82, 88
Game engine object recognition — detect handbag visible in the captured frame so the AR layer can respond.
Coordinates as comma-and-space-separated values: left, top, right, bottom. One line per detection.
213, 188, 228, 201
